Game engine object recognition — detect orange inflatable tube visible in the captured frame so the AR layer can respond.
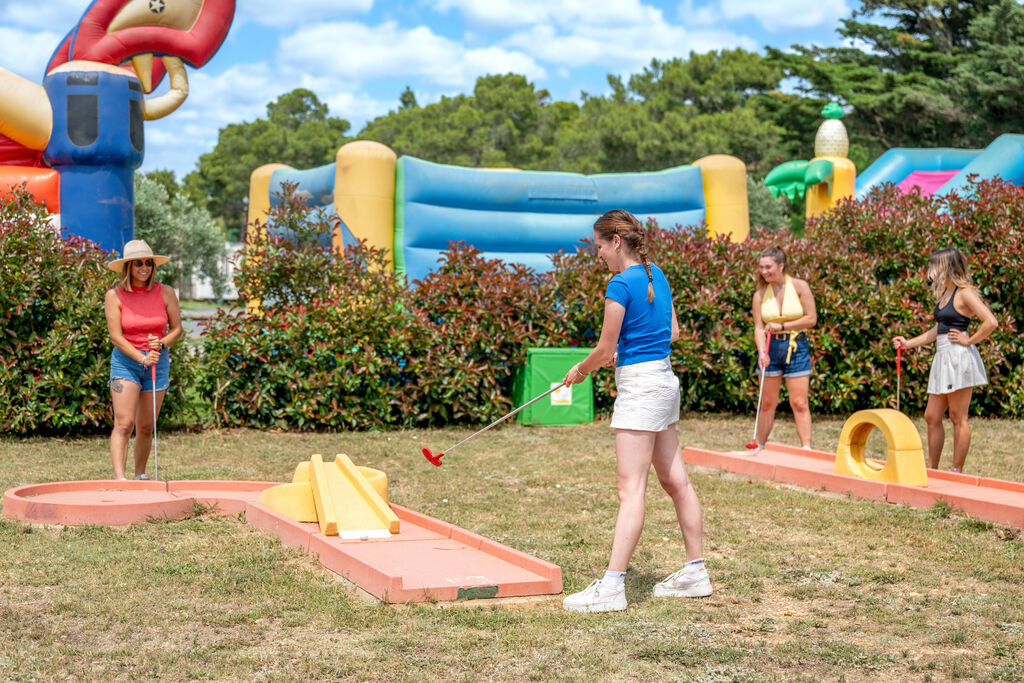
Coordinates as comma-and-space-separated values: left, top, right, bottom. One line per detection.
0, 167, 60, 212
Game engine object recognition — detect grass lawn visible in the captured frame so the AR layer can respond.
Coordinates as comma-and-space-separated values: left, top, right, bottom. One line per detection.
1, 414, 1022, 681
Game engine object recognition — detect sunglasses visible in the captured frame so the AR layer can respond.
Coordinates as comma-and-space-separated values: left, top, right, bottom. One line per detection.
132, 259, 155, 268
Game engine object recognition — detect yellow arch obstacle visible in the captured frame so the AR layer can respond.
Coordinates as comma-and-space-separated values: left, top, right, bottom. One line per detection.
834, 408, 928, 487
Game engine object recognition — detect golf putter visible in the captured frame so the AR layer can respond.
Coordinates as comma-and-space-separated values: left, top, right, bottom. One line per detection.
746, 328, 772, 450
424, 382, 567, 466
152, 364, 159, 481
896, 344, 901, 413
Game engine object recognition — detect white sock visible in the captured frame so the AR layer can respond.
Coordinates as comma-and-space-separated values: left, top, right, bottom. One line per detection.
684, 558, 705, 573
602, 570, 626, 589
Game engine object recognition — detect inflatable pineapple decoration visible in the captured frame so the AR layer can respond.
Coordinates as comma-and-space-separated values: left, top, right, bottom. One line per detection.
814, 102, 849, 158
764, 101, 857, 218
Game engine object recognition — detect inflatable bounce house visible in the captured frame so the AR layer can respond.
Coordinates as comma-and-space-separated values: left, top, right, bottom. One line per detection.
247, 145, 752, 282
766, 102, 1024, 217
0, 0, 235, 254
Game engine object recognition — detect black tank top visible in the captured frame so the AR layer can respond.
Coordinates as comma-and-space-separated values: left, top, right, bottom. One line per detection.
934, 287, 970, 334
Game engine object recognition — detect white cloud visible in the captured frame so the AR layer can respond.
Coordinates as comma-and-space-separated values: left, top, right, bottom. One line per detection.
322, 90, 391, 123
691, 0, 850, 32
433, 0, 659, 31
0, 0, 86, 30
436, 0, 758, 75
278, 21, 546, 89
140, 63, 283, 175
138, 59, 393, 176
236, 0, 373, 27
185, 63, 284, 117
503, 21, 756, 73
677, 0, 722, 26
0, 27, 63, 79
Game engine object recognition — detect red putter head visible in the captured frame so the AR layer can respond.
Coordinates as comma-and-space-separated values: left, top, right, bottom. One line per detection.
423, 447, 444, 467
745, 441, 759, 450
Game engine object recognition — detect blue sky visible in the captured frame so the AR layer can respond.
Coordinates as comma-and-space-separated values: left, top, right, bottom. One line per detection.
1, 0, 856, 180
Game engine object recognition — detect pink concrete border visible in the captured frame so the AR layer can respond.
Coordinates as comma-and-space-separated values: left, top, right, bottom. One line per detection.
2, 480, 564, 604
390, 503, 562, 582
684, 445, 1024, 528
2, 480, 192, 526
169, 480, 277, 516
244, 501, 316, 553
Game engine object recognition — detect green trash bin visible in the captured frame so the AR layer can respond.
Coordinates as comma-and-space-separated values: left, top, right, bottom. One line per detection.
514, 348, 594, 426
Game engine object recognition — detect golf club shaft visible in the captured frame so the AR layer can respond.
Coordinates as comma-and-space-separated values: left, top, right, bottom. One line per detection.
896, 345, 901, 412
152, 364, 158, 481
441, 383, 565, 456
750, 328, 771, 446
751, 368, 766, 444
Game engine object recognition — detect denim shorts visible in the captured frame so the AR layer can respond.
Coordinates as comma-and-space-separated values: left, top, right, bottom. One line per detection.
109, 347, 170, 392
759, 334, 812, 378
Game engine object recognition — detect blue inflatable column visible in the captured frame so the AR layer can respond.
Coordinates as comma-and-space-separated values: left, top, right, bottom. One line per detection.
43, 65, 145, 255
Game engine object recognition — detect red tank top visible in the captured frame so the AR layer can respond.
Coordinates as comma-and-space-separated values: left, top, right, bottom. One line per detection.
118, 283, 168, 350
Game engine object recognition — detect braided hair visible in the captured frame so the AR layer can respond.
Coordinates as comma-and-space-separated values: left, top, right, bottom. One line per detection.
593, 209, 655, 302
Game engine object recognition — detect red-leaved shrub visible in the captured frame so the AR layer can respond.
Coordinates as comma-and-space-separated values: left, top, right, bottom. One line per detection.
0, 186, 197, 434
199, 177, 1022, 430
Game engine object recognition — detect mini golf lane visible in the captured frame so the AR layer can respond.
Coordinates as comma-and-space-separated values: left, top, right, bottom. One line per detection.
2, 480, 562, 604
685, 443, 1024, 528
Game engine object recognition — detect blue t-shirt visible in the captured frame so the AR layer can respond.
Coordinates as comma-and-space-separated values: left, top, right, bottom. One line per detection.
605, 263, 673, 366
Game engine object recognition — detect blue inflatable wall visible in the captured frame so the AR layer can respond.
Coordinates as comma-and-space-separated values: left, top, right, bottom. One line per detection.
855, 148, 980, 200
856, 135, 1024, 200
395, 157, 707, 282
938, 134, 1024, 198
269, 164, 357, 248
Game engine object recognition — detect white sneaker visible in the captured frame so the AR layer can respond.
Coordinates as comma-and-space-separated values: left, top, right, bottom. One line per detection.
562, 579, 627, 613
652, 567, 713, 598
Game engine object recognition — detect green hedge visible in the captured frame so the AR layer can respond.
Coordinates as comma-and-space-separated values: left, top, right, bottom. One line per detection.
3, 178, 1022, 434
197, 178, 1022, 430
0, 187, 197, 434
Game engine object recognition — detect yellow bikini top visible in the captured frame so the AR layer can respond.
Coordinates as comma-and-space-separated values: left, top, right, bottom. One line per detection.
761, 275, 803, 323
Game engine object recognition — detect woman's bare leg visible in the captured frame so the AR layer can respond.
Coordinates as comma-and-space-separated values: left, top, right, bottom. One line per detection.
132, 390, 166, 477
756, 375, 782, 446
109, 379, 141, 480
652, 427, 703, 561
607, 429, 656, 572
946, 387, 973, 472
785, 375, 812, 448
924, 393, 949, 469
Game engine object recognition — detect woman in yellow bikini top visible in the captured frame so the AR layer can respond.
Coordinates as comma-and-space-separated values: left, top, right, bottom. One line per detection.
751, 247, 818, 450
761, 274, 804, 363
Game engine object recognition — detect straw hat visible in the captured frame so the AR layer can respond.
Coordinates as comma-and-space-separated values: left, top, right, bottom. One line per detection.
106, 240, 169, 272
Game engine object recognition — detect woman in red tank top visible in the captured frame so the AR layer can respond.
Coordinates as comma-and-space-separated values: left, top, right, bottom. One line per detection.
104, 240, 182, 480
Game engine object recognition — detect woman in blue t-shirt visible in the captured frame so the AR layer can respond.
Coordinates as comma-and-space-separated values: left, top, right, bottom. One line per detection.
560, 209, 711, 614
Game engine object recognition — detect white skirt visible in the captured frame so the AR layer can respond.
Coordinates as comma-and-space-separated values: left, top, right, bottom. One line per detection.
927, 334, 988, 395
610, 357, 680, 432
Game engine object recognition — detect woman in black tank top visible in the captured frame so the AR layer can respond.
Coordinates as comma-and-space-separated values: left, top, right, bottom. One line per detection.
892, 248, 998, 473
933, 286, 971, 334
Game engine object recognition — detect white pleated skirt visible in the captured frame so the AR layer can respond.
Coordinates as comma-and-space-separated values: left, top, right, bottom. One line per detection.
927, 334, 988, 395
610, 357, 681, 432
